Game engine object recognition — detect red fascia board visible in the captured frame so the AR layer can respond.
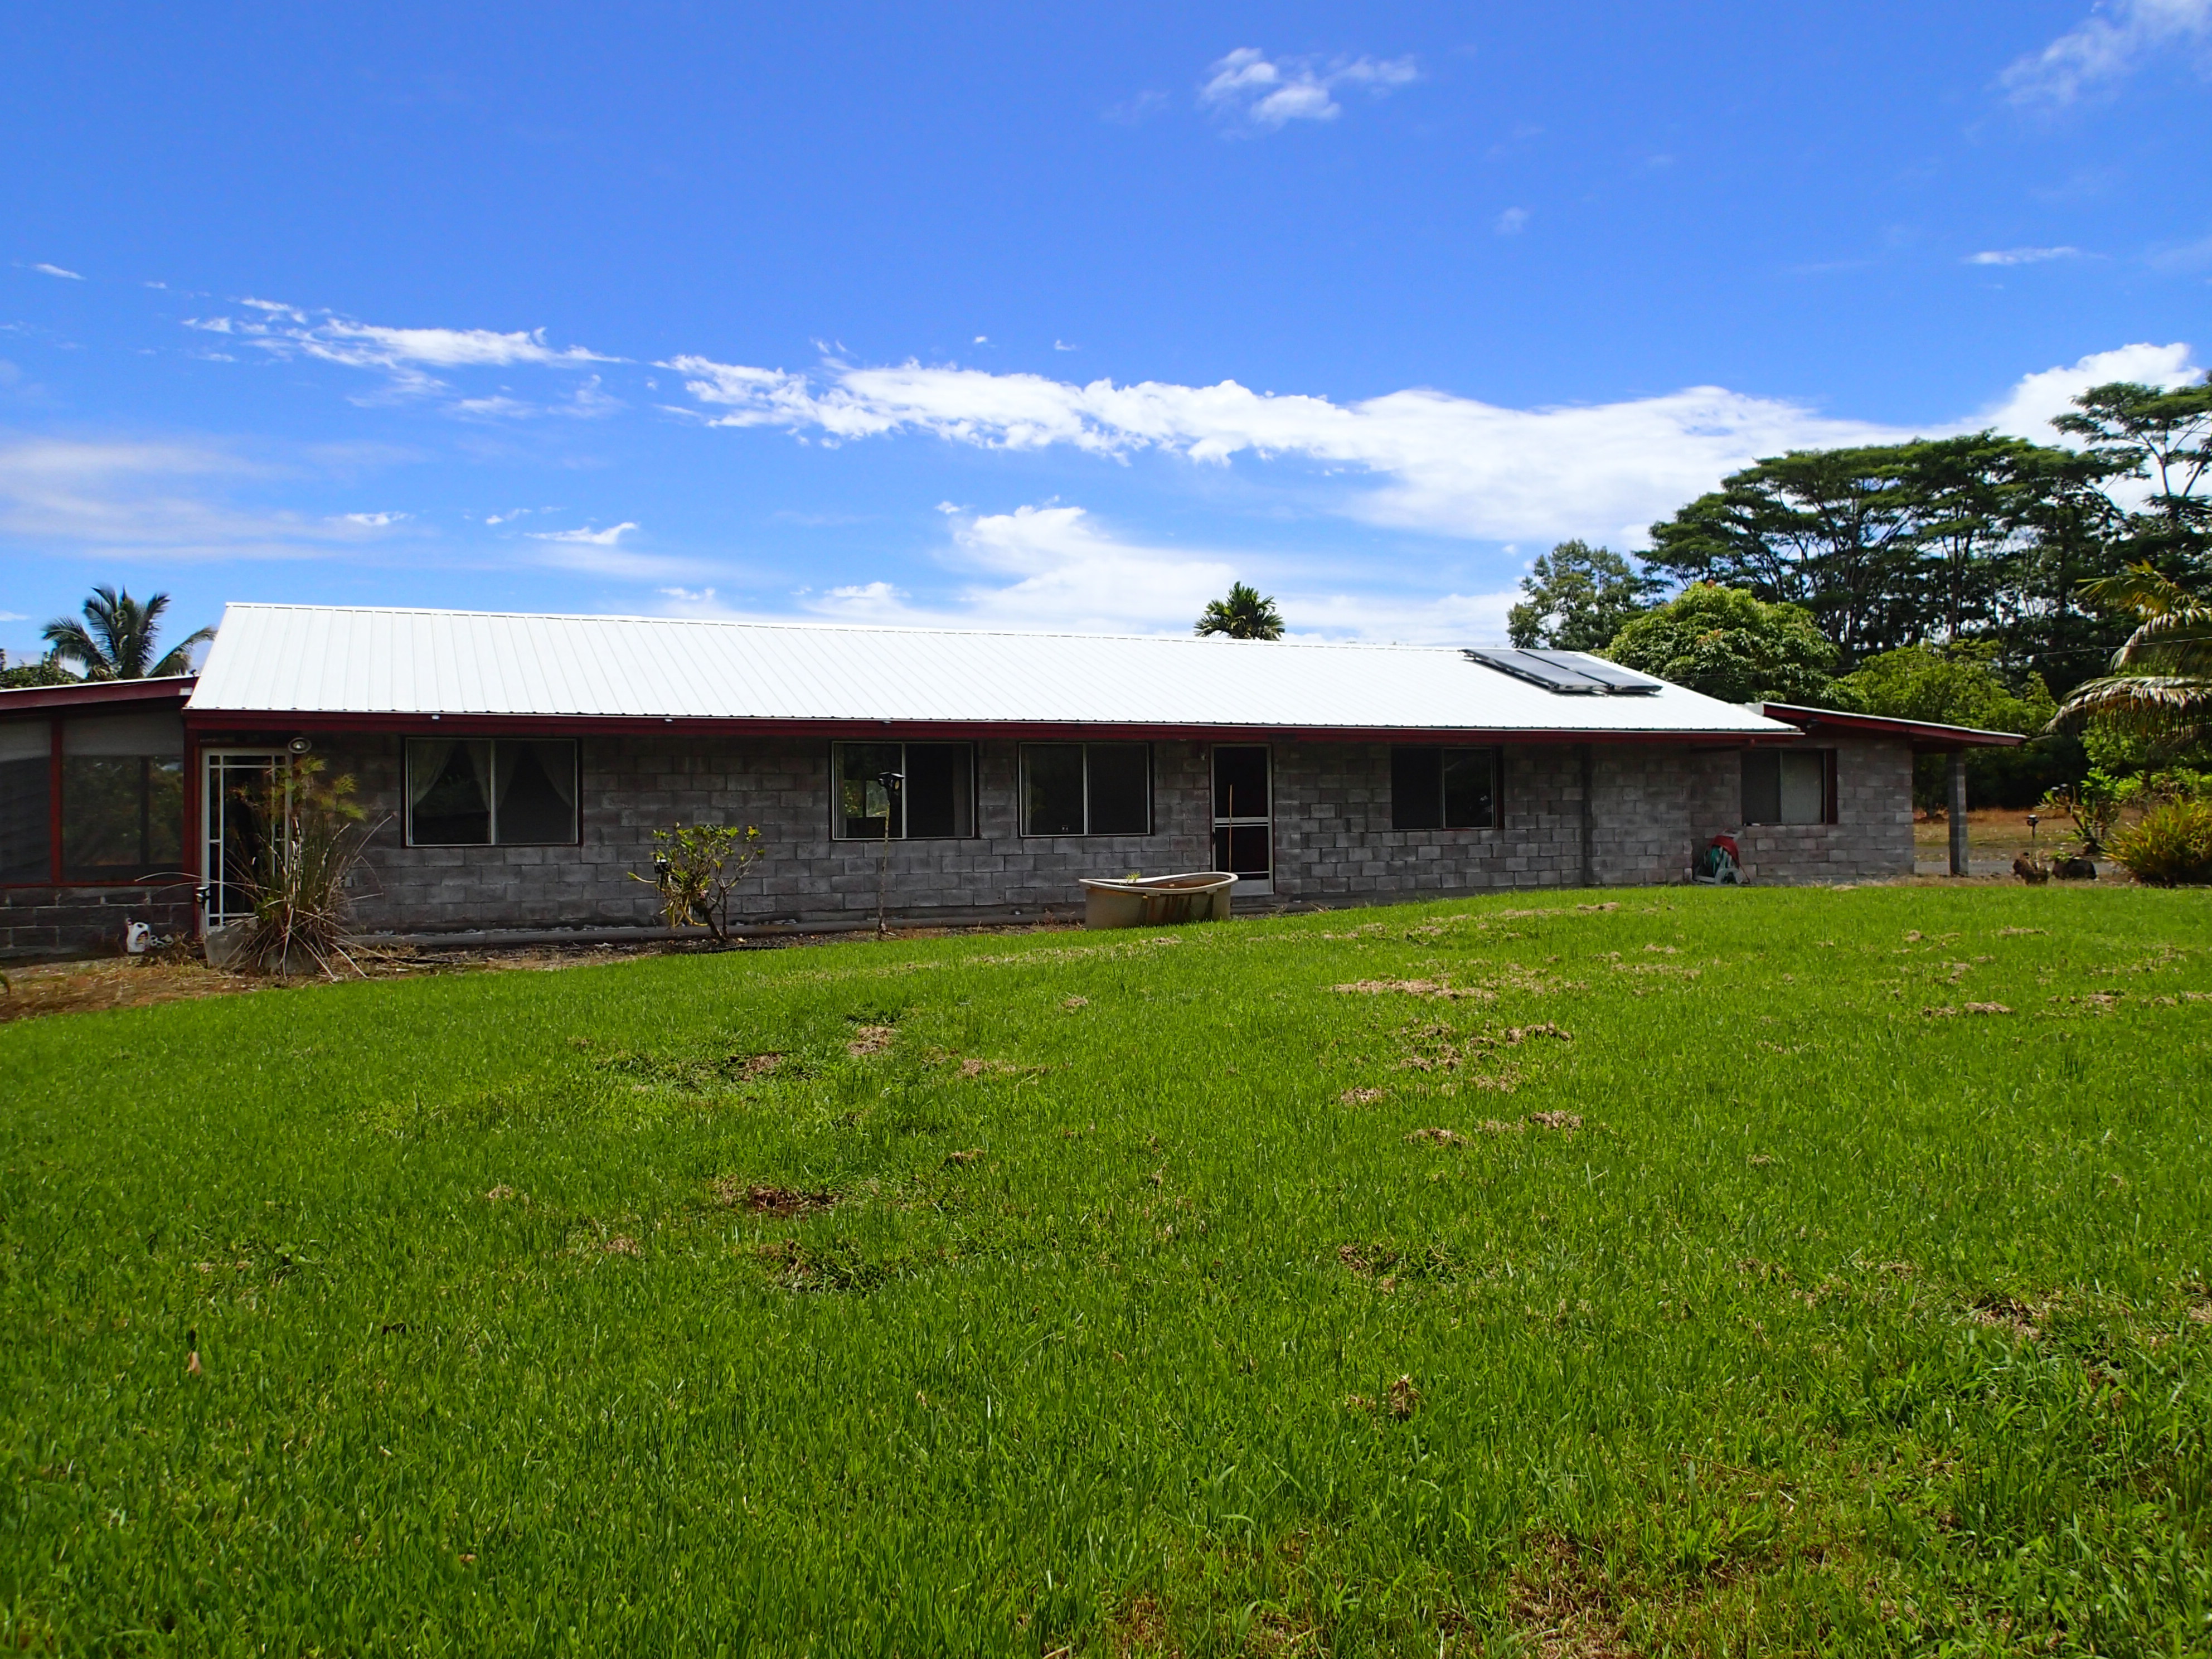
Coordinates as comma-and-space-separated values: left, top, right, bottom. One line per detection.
0, 676, 196, 715
1755, 703, 2027, 751
182, 710, 1794, 745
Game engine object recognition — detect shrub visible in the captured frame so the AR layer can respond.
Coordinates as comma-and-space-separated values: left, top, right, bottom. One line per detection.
633, 823, 765, 943
2109, 801, 2212, 886
229, 759, 379, 977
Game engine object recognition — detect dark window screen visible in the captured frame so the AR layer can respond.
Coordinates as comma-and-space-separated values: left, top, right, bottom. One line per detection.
0, 755, 50, 883
1441, 749, 1497, 828
1394, 747, 1497, 830
1022, 745, 1086, 836
1212, 746, 1269, 819
494, 741, 579, 845
409, 740, 493, 845
1391, 748, 1444, 830
903, 744, 974, 838
1085, 744, 1150, 835
61, 757, 183, 880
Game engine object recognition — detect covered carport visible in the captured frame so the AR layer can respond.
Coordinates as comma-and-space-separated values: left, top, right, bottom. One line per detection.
1755, 704, 2029, 876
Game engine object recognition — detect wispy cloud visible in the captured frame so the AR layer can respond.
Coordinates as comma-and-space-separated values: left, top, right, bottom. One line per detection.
1967, 245, 2083, 265
2002, 0, 2212, 106
182, 303, 614, 401
667, 342, 2201, 547
526, 521, 638, 546
29, 263, 83, 281
1495, 207, 1531, 236
338, 511, 410, 527
1199, 47, 1418, 131
0, 435, 406, 561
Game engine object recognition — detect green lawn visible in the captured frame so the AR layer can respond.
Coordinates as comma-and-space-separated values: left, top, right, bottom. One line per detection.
4, 886, 2210, 1656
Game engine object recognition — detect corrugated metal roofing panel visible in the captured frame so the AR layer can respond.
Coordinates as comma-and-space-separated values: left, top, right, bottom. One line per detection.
187, 603, 1797, 736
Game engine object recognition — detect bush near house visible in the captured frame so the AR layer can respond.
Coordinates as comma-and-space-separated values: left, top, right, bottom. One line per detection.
3, 887, 2210, 1654
2109, 799, 2212, 885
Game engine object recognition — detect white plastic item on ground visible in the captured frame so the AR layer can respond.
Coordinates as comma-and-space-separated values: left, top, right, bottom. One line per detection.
1079, 871, 1236, 929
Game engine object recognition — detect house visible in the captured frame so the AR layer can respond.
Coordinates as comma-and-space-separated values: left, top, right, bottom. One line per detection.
0, 604, 2025, 956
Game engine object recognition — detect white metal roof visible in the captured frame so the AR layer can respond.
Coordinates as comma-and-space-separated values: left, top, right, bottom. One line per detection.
187, 603, 1796, 738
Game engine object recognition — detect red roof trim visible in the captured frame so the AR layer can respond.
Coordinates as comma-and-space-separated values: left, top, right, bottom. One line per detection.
0, 676, 196, 715
180, 710, 1797, 745
1755, 702, 2027, 750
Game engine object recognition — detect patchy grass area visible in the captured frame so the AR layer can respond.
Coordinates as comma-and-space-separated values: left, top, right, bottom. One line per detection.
3, 886, 2209, 1655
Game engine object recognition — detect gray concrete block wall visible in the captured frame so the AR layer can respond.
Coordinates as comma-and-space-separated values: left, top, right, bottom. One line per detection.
240, 729, 1919, 938
1731, 735, 1914, 886
0, 885, 195, 957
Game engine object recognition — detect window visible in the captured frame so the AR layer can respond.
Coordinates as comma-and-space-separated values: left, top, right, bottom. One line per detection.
1741, 748, 1835, 825
832, 742, 974, 839
1020, 743, 1151, 837
1391, 746, 1501, 831
61, 712, 185, 881
406, 739, 578, 846
0, 722, 51, 884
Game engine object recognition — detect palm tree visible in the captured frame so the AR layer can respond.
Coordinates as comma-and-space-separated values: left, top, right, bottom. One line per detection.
2049, 565, 2212, 743
1194, 581, 1286, 641
41, 585, 214, 680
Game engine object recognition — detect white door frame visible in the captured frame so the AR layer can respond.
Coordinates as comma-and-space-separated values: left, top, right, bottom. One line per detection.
201, 748, 287, 931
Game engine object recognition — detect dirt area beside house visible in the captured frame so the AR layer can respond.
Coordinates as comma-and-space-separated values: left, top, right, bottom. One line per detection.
0, 921, 1085, 1024
1909, 806, 2119, 881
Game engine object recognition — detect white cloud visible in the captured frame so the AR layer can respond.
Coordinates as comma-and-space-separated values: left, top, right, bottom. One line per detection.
1967, 245, 2083, 265
338, 510, 409, 527
0, 610, 26, 622
30, 263, 83, 281
2002, 0, 2212, 106
526, 521, 637, 546
754, 501, 1514, 643
668, 341, 2203, 547
1199, 47, 1418, 130
1495, 207, 1531, 236
181, 303, 614, 401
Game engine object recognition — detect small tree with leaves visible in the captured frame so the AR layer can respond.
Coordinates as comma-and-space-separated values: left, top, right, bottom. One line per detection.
633, 823, 766, 944
1195, 582, 1285, 641
1507, 541, 1665, 651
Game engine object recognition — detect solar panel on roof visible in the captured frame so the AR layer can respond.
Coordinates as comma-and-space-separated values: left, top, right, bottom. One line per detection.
1461, 647, 1663, 696
1529, 651, 1663, 695
1461, 647, 1606, 693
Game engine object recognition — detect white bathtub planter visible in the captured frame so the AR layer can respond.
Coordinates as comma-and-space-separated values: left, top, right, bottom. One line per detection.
1079, 871, 1237, 929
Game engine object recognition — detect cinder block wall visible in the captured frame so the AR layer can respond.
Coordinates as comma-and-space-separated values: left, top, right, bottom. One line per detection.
0, 886, 196, 957
255, 730, 1917, 938
1730, 736, 1914, 885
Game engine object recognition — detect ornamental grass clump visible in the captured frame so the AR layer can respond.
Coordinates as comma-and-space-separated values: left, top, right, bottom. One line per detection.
2109, 799, 2212, 886
230, 759, 379, 978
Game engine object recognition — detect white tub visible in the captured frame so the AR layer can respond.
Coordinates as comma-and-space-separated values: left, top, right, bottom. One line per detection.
1078, 871, 1237, 929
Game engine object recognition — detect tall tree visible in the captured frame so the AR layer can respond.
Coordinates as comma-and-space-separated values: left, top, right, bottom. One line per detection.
1644, 447, 1925, 668
1604, 584, 1842, 706
2053, 378, 2212, 571
1506, 541, 1665, 650
1194, 581, 1285, 641
41, 585, 213, 680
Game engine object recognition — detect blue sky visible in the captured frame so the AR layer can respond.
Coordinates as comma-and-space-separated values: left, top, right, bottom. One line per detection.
2, 1, 2208, 658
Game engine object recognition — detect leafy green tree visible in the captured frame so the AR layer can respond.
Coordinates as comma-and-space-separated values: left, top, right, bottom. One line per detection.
1194, 581, 1285, 641
41, 585, 212, 680
2054, 378, 2212, 571
1645, 447, 1925, 668
1604, 584, 1842, 705
0, 648, 74, 688
1506, 541, 1665, 650
1837, 643, 2070, 810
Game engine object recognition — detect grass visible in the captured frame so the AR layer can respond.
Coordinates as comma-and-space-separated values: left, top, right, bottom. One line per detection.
3, 884, 2210, 1656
